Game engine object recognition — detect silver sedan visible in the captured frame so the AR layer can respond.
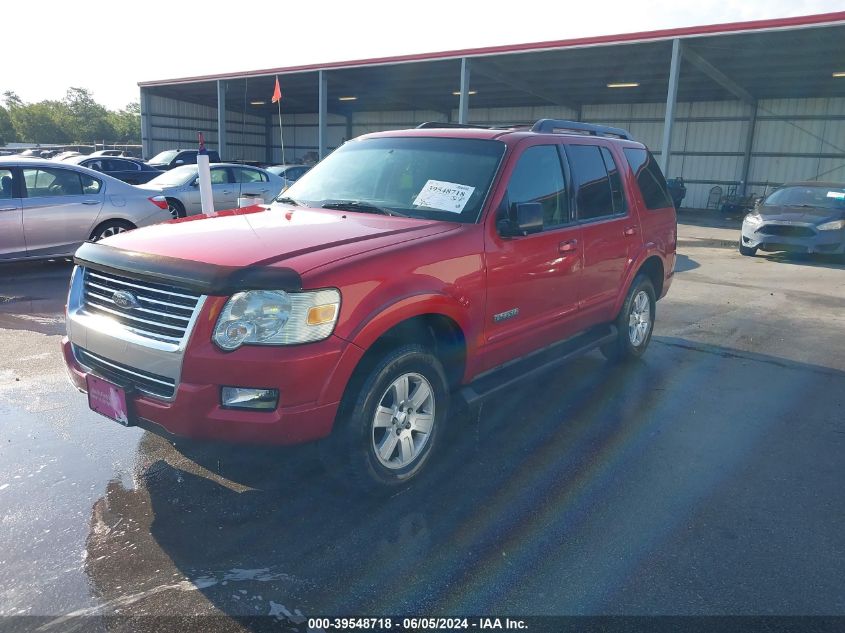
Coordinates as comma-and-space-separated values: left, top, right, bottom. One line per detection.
0, 158, 173, 262
139, 163, 285, 218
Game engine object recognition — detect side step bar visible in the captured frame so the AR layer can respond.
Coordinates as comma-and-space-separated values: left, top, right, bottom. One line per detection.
459, 325, 617, 407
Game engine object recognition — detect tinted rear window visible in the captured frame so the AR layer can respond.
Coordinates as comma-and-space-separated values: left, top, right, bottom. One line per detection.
623, 148, 673, 210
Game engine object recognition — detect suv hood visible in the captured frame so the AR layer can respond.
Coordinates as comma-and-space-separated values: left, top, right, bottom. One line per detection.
759, 204, 845, 223
95, 205, 458, 272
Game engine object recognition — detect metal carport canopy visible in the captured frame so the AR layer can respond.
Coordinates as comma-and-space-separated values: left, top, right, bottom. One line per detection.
139, 11, 845, 165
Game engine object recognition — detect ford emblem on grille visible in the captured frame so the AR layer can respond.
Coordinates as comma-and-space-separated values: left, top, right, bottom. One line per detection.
112, 290, 140, 310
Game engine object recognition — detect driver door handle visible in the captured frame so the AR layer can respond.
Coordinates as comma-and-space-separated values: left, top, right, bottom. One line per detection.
82, 200, 100, 205
558, 239, 578, 254
623, 226, 638, 236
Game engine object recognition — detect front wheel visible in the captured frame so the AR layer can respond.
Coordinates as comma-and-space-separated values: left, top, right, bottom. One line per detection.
321, 344, 449, 492
739, 243, 757, 257
601, 275, 656, 362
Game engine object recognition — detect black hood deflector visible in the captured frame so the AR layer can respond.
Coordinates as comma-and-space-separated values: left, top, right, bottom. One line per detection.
74, 242, 303, 295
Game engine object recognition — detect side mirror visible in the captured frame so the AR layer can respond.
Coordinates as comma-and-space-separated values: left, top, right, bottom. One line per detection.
498, 202, 543, 237
174, 160, 185, 166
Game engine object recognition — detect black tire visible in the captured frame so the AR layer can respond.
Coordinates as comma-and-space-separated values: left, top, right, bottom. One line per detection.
601, 274, 657, 363
320, 344, 449, 492
167, 198, 186, 219
89, 219, 135, 242
739, 242, 757, 257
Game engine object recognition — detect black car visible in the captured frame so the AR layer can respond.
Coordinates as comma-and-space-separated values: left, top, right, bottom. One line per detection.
146, 149, 222, 171
740, 181, 845, 259
66, 156, 163, 185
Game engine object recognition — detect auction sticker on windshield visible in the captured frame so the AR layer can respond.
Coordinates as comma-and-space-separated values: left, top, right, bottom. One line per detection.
827, 191, 845, 199
413, 180, 475, 213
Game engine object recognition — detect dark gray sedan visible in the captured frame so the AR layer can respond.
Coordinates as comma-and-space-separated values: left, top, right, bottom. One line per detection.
740, 182, 845, 259
65, 155, 163, 185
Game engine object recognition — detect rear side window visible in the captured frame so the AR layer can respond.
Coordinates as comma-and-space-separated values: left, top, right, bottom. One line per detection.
507, 145, 570, 228
623, 148, 673, 210
565, 144, 613, 221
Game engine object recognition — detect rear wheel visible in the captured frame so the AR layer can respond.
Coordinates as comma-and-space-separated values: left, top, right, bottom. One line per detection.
601, 274, 656, 362
89, 219, 135, 242
167, 198, 185, 219
321, 344, 449, 492
739, 242, 757, 257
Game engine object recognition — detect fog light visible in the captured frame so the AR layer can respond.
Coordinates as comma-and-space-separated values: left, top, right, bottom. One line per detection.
221, 387, 279, 410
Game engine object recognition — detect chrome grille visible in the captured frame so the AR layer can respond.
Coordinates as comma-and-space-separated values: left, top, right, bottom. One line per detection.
81, 268, 201, 344
76, 347, 176, 399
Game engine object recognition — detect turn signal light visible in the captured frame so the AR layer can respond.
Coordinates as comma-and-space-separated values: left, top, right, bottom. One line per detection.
306, 304, 338, 326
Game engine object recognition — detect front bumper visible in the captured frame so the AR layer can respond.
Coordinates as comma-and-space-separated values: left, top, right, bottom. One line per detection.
63, 335, 349, 445
741, 222, 845, 254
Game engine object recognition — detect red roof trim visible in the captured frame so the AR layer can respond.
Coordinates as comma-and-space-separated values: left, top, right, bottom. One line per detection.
139, 11, 845, 87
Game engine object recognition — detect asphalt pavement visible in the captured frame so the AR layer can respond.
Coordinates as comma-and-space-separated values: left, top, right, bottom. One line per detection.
0, 214, 843, 629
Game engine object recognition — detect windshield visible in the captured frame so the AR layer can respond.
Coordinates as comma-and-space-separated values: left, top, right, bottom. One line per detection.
149, 150, 179, 164
146, 164, 198, 187
764, 185, 845, 210
278, 137, 506, 222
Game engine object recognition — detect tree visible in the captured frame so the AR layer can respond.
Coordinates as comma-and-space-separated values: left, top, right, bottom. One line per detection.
108, 101, 141, 143
11, 100, 69, 143
62, 87, 115, 142
0, 106, 16, 145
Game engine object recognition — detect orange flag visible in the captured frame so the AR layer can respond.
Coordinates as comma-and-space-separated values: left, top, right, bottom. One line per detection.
271, 77, 282, 103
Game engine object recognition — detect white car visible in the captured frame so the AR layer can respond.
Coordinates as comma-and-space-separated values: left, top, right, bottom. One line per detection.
0, 158, 172, 261
140, 163, 285, 218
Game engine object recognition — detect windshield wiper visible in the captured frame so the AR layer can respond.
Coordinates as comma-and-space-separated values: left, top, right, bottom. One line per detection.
275, 196, 300, 206
321, 200, 406, 217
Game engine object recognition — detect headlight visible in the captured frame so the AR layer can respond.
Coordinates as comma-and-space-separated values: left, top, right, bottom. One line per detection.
213, 288, 340, 351
817, 219, 845, 231
744, 211, 763, 226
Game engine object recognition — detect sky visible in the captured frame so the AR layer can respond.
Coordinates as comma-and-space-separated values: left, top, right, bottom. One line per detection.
2, 0, 843, 110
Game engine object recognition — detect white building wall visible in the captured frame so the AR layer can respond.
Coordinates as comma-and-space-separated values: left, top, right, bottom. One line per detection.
147, 94, 845, 207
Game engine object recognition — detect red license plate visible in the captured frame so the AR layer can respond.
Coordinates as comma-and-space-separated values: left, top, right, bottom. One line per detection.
86, 374, 133, 426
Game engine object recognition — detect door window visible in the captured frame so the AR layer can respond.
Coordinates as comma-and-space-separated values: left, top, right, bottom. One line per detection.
232, 167, 264, 183
565, 144, 614, 221
210, 168, 231, 185
23, 168, 85, 197
106, 158, 140, 171
506, 145, 569, 229
600, 147, 627, 215
0, 169, 14, 199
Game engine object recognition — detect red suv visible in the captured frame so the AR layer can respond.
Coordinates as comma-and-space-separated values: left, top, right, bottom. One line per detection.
63, 119, 676, 490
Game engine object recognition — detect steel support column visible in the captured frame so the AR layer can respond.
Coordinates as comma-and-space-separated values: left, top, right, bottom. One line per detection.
740, 103, 758, 196
458, 58, 471, 124
140, 87, 152, 160
216, 80, 227, 160
318, 71, 328, 160
659, 38, 681, 175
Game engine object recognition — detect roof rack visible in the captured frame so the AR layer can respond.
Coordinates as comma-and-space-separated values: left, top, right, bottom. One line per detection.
530, 119, 632, 140
416, 122, 495, 130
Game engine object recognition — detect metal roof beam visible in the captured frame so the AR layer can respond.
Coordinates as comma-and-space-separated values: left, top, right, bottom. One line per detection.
471, 59, 579, 111
681, 43, 756, 105
325, 71, 451, 117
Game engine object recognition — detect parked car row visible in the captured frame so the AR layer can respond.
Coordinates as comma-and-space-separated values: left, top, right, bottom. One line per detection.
0, 154, 295, 261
